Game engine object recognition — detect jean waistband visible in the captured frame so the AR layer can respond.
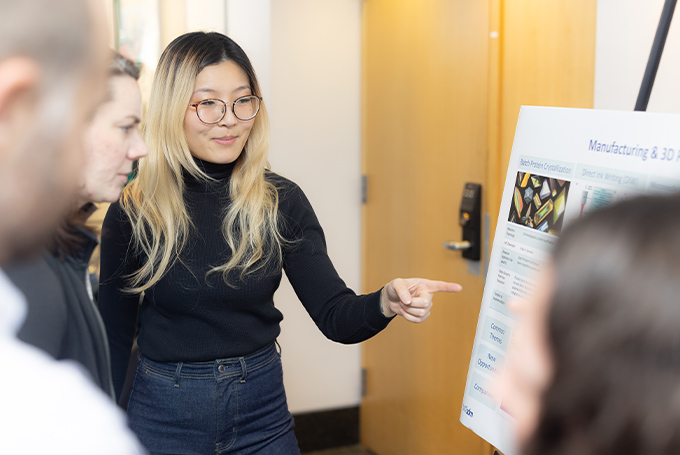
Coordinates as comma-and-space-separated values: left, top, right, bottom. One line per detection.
139, 342, 279, 382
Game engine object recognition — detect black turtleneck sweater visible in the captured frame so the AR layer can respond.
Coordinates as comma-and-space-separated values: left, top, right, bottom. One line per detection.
98, 158, 392, 399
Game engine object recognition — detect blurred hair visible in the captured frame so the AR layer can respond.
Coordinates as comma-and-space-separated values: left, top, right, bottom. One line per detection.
110, 51, 140, 80
0, 0, 96, 74
525, 193, 680, 455
0, 0, 99, 136
120, 31, 282, 293
0, 0, 103, 263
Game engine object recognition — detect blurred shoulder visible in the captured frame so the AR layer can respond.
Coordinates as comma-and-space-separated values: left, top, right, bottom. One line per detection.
0, 337, 145, 454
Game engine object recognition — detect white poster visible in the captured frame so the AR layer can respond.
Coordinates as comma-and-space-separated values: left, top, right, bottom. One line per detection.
460, 106, 680, 455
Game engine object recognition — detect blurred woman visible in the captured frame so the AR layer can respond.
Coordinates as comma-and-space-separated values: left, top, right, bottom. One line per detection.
6, 51, 147, 396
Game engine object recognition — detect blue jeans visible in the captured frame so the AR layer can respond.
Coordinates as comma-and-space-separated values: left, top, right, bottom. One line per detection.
127, 343, 300, 455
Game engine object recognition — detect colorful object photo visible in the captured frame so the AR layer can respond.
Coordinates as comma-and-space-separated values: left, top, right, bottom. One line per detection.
508, 172, 570, 236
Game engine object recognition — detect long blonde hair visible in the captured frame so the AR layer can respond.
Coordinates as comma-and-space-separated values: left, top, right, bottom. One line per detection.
121, 32, 284, 293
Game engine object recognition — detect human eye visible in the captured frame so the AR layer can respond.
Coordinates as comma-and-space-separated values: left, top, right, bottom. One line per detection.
235, 96, 253, 105
120, 122, 139, 134
200, 99, 217, 106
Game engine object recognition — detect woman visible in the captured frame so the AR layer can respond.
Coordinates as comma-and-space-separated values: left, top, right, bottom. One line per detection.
99, 32, 460, 454
6, 51, 147, 396
497, 193, 680, 455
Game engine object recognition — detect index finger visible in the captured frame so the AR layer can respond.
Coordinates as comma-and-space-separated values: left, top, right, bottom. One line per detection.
416, 279, 463, 293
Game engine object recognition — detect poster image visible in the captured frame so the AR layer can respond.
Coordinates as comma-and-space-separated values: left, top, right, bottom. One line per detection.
508, 172, 570, 235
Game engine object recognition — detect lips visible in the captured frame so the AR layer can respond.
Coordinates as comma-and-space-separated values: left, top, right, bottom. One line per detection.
213, 135, 237, 145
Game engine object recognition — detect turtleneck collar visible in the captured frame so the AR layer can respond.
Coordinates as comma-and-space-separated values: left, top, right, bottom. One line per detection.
192, 156, 237, 180
183, 156, 237, 191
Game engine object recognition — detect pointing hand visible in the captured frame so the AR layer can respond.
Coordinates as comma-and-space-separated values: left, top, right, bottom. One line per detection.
381, 278, 463, 323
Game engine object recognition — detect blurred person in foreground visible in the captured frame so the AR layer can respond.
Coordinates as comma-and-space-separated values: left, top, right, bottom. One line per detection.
6, 51, 148, 397
0, 0, 144, 453
496, 192, 680, 455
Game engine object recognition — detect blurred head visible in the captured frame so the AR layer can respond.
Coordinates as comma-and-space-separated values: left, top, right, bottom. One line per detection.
0, 0, 107, 264
143, 31, 268, 173
80, 52, 147, 204
501, 193, 680, 455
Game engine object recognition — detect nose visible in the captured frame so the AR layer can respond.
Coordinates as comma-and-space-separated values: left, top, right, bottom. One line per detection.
127, 133, 148, 161
217, 105, 238, 127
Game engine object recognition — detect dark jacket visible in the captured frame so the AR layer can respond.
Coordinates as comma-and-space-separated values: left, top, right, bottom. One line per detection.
5, 226, 115, 398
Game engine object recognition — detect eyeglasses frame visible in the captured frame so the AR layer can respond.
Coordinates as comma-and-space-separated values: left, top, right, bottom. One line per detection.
188, 95, 263, 124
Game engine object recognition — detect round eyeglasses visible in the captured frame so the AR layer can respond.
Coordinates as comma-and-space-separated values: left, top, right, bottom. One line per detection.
189, 95, 262, 124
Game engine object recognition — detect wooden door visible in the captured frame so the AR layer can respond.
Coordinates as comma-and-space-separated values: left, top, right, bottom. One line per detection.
360, 1, 596, 454
489, 0, 597, 243
360, 1, 492, 454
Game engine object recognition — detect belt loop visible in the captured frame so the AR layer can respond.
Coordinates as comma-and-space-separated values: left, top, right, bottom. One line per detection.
174, 362, 183, 388
275, 339, 282, 357
239, 357, 247, 383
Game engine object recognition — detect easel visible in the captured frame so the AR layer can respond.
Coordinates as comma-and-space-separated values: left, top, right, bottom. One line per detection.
635, 0, 677, 111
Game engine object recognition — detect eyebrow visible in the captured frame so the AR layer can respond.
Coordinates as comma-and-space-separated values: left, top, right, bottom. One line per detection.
193, 85, 252, 95
194, 88, 217, 94
121, 115, 141, 123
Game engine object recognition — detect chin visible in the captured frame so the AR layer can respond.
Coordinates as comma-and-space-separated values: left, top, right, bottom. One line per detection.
202, 148, 243, 164
208, 155, 239, 164
93, 191, 121, 204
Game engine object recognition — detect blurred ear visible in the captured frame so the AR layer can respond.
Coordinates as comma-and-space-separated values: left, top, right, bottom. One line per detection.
0, 57, 40, 157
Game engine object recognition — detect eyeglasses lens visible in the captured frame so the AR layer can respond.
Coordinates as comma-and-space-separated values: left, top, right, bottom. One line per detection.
233, 97, 260, 121
197, 100, 226, 124
196, 97, 261, 123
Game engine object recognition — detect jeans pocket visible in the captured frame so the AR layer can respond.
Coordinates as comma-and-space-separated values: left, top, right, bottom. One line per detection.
138, 362, 176, 384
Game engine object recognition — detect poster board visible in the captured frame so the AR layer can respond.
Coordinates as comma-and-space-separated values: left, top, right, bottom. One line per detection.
460, 106, 680, 455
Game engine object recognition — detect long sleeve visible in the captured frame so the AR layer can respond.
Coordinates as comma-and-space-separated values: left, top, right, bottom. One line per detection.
98, 202, 142, 400
278, 180, 394, 343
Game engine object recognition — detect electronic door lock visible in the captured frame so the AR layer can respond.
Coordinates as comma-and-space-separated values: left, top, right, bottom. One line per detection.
444, 182, 482, 261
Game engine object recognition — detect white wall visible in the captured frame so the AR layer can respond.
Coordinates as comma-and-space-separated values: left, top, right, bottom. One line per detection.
184, 0, 363, 414
596, 0, 680, 112
225, 0, 272, 101
267, 0, 364, 414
